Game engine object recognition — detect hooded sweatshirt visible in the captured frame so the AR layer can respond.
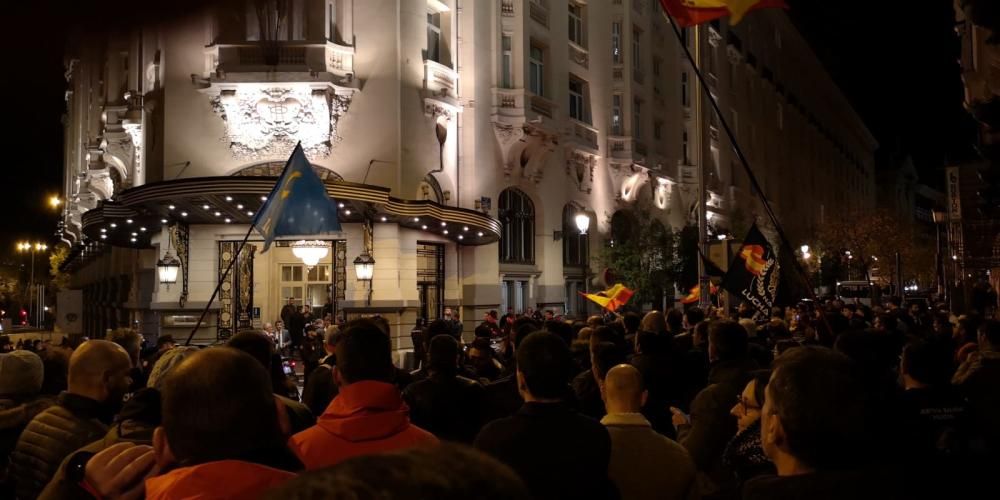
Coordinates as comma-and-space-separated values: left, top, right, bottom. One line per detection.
145, 460, 295, 500
289, 380, 438, 470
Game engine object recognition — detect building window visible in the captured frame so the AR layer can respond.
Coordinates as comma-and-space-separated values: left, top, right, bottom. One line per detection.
654, 120, 663, 140
563, 205, 589, 268
427, 10, 442, 63
611, 22, 623, 64
326, 0, 339, 42
529, 44, 545, 96
632, 26, 641, 74
501, 34, 513, 88
569, 78, 586, 122
501, 279, 530, 314
652, 56, 662, 77
568, 3, 584, 46
416, 242, 444, 321
681, 72, 690, 107
633, 97, 642, 138
280, 263, 331, 310
499, 188, 535, 264
611, 94, 623, 135
246, 0, 306, 41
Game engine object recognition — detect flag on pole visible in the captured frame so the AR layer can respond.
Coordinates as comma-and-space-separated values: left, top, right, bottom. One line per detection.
580, 284, 635, 312
659, 0, 788, 27
254, 143, 342, 252
721, 223, 781, 316
681, 283, 720, 305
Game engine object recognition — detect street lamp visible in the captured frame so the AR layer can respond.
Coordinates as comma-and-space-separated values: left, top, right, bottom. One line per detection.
574, 213, 591, 235
15, 240, 48, 328
48, 196, 62, 209
157, 248, 181, 288
354, 253, 376, 306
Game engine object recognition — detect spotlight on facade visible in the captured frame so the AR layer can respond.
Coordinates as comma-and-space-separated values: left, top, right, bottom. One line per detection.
574, 213, 591, 234
157, 249, 181, 287
800, 245, 809, 254
291, 240, 331, 268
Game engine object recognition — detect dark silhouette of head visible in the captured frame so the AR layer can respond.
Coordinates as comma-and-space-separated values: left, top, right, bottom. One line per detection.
708, 320, 749, 362
336, 321, 394, 384
517, 332, 573, 400
762, 346, 864, 470
157, 348, 285, 466
428, 334, 460, 376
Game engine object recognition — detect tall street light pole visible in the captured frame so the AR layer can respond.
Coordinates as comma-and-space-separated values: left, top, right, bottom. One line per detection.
16, 241, 47, 327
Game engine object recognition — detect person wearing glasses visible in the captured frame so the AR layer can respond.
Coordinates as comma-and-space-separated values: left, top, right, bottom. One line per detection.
722, 370, 776, 490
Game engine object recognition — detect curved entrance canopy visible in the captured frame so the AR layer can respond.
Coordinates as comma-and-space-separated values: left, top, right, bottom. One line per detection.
79, 176, 501, 249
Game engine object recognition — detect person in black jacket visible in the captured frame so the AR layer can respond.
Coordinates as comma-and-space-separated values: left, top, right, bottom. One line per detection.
403, 335, 485, 443
302, 327, 340, 417
475, 332, 617, 500
745, 346, 902, 500
226, 332, 315, 435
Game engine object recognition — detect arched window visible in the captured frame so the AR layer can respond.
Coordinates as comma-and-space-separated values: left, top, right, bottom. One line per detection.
499, 188, 535, 264
563, 204, 589, 268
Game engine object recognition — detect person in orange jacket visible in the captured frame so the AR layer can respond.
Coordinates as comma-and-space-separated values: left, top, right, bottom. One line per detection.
144, 348, 303, 499
290, 319, 438, 469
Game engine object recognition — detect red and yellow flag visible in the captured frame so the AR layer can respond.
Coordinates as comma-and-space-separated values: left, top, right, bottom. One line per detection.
659, 0, 788, 27
681, 283, 720, 305
580, 283, 635, 312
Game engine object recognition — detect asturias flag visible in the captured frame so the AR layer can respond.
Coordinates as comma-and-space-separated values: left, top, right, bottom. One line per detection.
580, 284, 635, 312
659, 0, 788, 27
254, 143, 342, 252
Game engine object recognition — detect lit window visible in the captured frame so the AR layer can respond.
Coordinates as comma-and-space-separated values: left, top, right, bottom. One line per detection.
611, 22, 622, 64
611, 94, 623, 135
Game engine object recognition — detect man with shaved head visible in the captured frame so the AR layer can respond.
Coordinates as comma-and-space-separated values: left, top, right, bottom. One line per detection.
10, 340, 133, 499
601, 364, 697, 500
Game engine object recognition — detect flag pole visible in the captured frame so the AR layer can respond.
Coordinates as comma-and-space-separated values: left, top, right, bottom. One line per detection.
661, 7, 823, 307
183, 221, 259, 346
182, 151, 284, 346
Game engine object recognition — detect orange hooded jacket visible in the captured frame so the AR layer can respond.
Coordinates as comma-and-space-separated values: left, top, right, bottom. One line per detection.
289, 380, 438, 470
145, 460, 296, 499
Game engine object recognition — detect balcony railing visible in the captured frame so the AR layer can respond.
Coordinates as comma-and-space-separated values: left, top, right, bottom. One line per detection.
206, 41, 355, 79
424, 59, 459, 98
613, 65, 624, 81
502, 0, 515, 17
569, 43, 589, 69
570, 120, 599, 150
529, 0, 549, 27
608, 136, 633, 160
530, 94, 556, 117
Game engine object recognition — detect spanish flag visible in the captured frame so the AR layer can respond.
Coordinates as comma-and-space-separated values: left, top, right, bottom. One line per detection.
580, 284, 635, 312
681, 283, 720, 305
659, 0, 788, 27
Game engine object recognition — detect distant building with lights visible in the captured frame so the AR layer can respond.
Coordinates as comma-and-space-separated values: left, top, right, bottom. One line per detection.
57, 0, 876, 352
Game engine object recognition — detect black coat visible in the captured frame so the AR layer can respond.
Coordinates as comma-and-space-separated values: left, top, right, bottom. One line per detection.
482, 375, 523, 423
474, 402, 617, 500
402, 373, 485, 443
301, 355, 338, 417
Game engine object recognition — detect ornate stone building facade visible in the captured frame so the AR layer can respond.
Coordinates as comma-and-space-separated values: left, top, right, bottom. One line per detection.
57, 0, 876, 353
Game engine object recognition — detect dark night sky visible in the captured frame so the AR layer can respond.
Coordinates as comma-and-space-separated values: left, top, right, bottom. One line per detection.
0, 0, 977, 255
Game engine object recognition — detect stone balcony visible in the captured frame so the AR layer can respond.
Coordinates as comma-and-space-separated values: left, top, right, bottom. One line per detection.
201, 40, 356, 86
566, 119, 599, 153
608, 136, 647, 164
569, 42, 589, 69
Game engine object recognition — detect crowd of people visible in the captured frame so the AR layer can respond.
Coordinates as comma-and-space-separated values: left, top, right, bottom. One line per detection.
0, 294, 997, 499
